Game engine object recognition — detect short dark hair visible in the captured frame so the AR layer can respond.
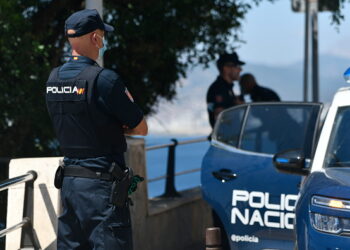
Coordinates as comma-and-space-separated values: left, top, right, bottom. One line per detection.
239, 73, 257, 86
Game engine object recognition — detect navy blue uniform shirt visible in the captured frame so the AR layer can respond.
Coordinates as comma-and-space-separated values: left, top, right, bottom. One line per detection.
206, 76, 240, 128
59, 56, 143, 170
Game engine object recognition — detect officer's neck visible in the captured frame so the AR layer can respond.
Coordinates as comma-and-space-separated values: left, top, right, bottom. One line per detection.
71, 50, 98, 62
220, 74, 234, 85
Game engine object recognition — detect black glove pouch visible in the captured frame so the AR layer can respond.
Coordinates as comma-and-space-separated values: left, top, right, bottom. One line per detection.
54, 165, 65, 189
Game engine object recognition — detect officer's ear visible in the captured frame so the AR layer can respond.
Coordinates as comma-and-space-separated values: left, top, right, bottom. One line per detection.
90, 32, 99, 47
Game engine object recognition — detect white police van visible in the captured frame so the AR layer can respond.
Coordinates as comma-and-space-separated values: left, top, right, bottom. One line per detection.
274, 71, 350, 249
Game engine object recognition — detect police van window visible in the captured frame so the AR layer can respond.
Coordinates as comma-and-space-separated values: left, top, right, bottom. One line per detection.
213, 107, 246, 148
324, 107, 350, 168
240, 105, 320, 156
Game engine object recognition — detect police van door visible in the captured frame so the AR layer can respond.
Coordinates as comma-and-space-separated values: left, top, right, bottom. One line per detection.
201, 103, 322, 250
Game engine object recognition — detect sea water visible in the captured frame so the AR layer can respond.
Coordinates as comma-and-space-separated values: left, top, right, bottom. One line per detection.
145, 135, 210, 198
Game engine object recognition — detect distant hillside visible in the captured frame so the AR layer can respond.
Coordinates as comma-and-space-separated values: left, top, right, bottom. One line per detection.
147, 54, 350, 135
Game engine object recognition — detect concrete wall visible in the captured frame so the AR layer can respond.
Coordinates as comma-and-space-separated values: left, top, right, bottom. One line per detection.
5, 138, 212, 250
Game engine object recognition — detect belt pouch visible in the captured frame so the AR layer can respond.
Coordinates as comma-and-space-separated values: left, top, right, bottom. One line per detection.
54, 164, 65, 189
109, 167, 133, 207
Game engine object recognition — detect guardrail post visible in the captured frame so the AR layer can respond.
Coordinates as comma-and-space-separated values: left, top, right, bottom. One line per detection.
20, 171, 41, 250
161, 138, 180, 197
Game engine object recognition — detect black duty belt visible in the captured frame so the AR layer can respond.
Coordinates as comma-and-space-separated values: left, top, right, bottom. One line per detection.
64, 166, 114, 181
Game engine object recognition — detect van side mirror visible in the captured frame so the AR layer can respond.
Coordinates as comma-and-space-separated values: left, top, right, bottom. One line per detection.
273, 149, 309, 176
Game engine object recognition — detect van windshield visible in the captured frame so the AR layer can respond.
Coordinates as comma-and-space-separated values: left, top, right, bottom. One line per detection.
325, 107, 350, 168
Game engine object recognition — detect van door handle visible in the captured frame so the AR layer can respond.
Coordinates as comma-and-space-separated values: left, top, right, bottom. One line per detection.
212, 169, 237, 182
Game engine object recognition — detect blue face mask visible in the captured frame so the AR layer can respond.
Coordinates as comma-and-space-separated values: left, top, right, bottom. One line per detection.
96, 34, 107, 58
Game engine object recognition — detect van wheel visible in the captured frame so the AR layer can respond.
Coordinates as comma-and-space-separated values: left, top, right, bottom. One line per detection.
212, 210, 230, 250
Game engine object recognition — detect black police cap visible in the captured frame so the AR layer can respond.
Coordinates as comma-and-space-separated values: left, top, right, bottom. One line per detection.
217, 52, 245, 69
65, 9, 114, 38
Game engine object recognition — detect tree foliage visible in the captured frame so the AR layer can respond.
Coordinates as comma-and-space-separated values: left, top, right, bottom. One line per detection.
103, 0, 256, 114
0, 0, 85, 157
320, 0, 350, 24
0, 0, 347, 157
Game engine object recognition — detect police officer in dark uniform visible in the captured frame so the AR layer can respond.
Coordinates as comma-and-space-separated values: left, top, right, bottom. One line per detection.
45, 9, 148, 250
206, 52, 245, 128
239, 73, 280, 102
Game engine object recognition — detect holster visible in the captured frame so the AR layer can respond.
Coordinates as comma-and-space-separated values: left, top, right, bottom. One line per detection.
109, 163, 133, 207
54, 161, 65, 189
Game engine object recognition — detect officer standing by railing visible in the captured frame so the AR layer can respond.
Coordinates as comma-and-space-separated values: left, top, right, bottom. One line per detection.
45, 9, 147, 250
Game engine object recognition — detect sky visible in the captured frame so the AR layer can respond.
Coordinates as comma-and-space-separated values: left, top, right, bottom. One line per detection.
238, 0, 350, 66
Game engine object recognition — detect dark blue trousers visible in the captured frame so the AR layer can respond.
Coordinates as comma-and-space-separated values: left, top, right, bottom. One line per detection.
57, 177, 133, 250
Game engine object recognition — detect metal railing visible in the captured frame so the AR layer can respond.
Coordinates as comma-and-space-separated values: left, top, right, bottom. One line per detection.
0, 170, 41, 250
146, 136, 209, 197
